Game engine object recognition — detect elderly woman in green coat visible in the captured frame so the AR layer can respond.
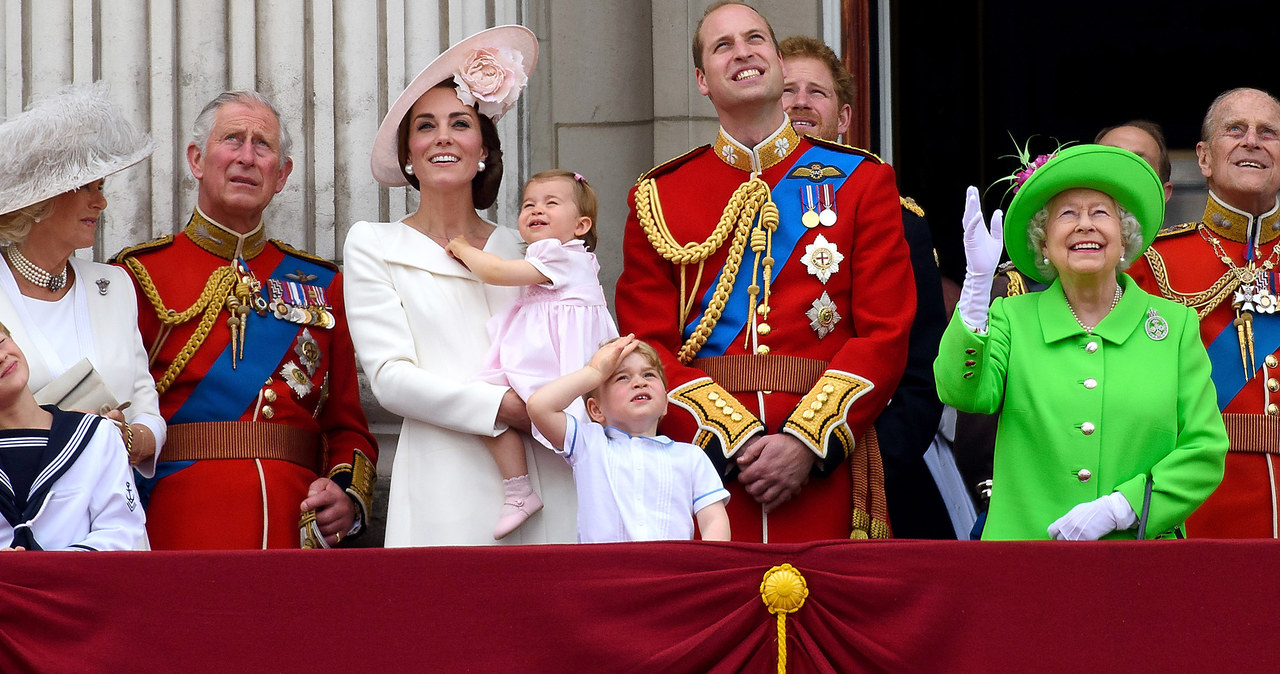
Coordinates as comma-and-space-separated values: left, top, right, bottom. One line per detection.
936, 145, 1227, 540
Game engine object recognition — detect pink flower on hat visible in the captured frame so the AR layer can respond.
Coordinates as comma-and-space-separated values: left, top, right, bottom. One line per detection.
454, 47, 528, 120
1013, 153, 1055, 193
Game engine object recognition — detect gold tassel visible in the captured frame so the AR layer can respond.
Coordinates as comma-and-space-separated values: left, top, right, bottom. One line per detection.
760, 564, 809, 674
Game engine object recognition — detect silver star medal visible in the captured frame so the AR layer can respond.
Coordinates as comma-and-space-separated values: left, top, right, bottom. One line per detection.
280, 362, 314, 397
806, 291, 841, 339
1145, 307, 1169, 341
801, 234, 843, 284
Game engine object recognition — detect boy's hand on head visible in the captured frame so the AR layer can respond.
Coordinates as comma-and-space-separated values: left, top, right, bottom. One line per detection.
588, 334, 638, 378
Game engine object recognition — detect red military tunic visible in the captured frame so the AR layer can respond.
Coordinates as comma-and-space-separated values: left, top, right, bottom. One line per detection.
1129, 193, 1280, 537
115, 210, 377, 549
616, 121, 915, 542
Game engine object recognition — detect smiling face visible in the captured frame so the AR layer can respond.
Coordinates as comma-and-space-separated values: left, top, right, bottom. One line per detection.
188, 101, 293, 232
404, 86, 489, 193
29, 180, 108, 255
1198, 89, 1280, 215
781, 55, 850, 142
1041, 188, 1125, 284
694, 3, 783, 115
517, 177, 591, 246
586, 352, 669, 436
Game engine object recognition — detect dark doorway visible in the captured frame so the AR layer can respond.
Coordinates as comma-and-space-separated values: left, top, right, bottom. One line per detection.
889, 0, 1279, 284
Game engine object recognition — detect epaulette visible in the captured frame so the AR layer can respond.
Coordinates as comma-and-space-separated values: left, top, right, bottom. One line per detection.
637, 145, 711, 182
900, 196, 925, 217
1155, 221, 1198, 239
109, 234, 174, 264
804, 135, 884, 164
270, 239, 339, 271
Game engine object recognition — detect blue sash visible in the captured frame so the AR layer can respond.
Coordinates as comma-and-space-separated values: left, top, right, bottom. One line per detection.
170, 254, 335, 424
1206, 313, 1280, 410
683, 145, 864, 356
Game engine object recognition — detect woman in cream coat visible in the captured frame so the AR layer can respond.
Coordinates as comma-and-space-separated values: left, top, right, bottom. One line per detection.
0, 82, 165, 479
345, 26, 575, 546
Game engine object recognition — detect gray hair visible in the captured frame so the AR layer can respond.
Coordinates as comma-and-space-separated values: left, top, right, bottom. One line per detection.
191, 90, 293, 159
1026, 205, 1145, 281
1201, 87, 1280, 143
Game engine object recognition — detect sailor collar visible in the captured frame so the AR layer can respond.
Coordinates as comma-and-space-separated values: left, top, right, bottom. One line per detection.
185, 207, 267, 260
1201, 190, 1280, 245
712, 117, 801, 173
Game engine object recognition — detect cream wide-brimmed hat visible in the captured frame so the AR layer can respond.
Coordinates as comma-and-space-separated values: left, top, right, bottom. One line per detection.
370, 25, 538, 187
0, 81, 155, 216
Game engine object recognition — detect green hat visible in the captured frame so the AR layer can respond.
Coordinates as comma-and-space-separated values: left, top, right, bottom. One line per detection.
1004, 144, 1165, 284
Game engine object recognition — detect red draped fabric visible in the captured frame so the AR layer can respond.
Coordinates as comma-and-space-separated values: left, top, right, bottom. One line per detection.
1, 540, 1276, 672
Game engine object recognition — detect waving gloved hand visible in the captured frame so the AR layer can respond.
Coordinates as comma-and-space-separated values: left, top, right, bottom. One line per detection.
1047, 491, 1137, 541
957, 186, 1004, 331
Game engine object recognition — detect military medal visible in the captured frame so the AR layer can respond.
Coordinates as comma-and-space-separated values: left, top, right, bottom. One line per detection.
1144, 307, 1168, 342
294, 329, 322, 376
818, 184, 837, 227
806, 291, 841, 339
801, 234, 844, 284
268, 278, 335, 330
280, 362, 314, 397
801, 185, 821, 228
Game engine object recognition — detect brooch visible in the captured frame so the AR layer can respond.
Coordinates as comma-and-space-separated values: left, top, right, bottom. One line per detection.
1144, 307, 1169, 341
294, 329, 322, 377
280, 362, 314, 398
95, 278, 110, 295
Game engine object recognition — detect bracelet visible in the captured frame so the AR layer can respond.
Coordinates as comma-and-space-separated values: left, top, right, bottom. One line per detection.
117, 421, 135, 459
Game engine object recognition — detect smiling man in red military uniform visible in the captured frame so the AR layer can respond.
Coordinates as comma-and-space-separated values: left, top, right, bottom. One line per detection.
616, 2, 914, 542
114, 91, 377, 549
1129, 87, 1280, 537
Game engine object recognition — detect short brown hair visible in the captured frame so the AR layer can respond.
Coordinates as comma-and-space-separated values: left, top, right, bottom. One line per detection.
525, 169, 599, 251
1095, 120, 1172, 184
582, 338, 668, 405
692, 1, 779, 72
778, 35, 856, 109
396, 82, 505, 209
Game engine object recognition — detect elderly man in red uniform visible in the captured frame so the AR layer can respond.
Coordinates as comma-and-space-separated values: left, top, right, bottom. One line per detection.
616, 2, 914, 542
1129, 87, 1280, 537
115, 91, 377, 549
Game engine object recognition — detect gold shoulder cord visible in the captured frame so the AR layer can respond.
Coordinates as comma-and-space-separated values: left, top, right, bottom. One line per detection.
634, 176, 776, 364
1142, 246, 1240, 318
124, 257, 237, 394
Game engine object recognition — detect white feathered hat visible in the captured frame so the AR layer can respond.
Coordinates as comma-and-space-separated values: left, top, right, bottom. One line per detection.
0, 81, 155, 216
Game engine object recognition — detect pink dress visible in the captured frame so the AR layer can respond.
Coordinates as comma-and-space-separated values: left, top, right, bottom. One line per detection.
479, 238, 619, 445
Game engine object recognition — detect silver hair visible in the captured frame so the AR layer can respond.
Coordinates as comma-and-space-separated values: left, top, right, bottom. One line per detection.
190, 90, 293, 159
1026, 204, 1145, 281
1201, 87, 1280, 143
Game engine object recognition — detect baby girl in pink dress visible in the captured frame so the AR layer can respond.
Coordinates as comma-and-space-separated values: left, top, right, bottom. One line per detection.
447, 170, 617, 539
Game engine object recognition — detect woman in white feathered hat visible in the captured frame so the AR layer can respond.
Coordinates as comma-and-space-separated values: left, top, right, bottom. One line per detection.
343, 26, 577, 546
0, 82, 166, 483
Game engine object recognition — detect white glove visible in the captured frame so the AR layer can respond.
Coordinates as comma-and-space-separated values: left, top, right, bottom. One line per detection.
1047, 491, 1137, 541
957, 186, 1004, 332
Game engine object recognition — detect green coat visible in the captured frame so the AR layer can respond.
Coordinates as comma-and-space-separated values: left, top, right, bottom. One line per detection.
935, 274, 1227, 540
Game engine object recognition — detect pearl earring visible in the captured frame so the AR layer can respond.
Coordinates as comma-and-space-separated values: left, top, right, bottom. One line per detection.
1042, 257, 1049, 264
477, 159, 486, 172
404, 163, 414, 176
1120, 255, 1126, 263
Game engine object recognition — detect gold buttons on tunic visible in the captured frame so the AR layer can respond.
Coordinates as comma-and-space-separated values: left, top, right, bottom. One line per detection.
721, 406, 734, 416
715, 399, 726, 408
708, 391, 719, 401
822, 384, 835, 394
1085, 341, 1099, 354
262, 405, 275, 419
1269, 404, 1280, 416
816, 393, 829, 403
1077, 468, 1092, 482
1083, 378, 1097, 390
1268, 355, 1279, 369
264, 389, 278, 402
1080, 422, 1095, 435
731, 413, 743, 422
757, 323, 771, 335
756, 345, 771, 355
802, 410, 815, 420
810, 401, 822, 411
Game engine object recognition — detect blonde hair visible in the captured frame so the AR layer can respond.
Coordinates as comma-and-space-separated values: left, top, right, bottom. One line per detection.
0, 197, 55, 246
525, 169, 599, 251
582, 337, 668, 406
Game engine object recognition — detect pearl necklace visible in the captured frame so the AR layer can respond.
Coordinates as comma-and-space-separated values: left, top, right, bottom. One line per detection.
1067, 284, 1123, 334
5, 246, 67, 292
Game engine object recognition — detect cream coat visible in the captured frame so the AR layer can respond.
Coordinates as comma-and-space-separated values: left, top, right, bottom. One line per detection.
0, 257, 165, 477
343, 221, 577, 546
